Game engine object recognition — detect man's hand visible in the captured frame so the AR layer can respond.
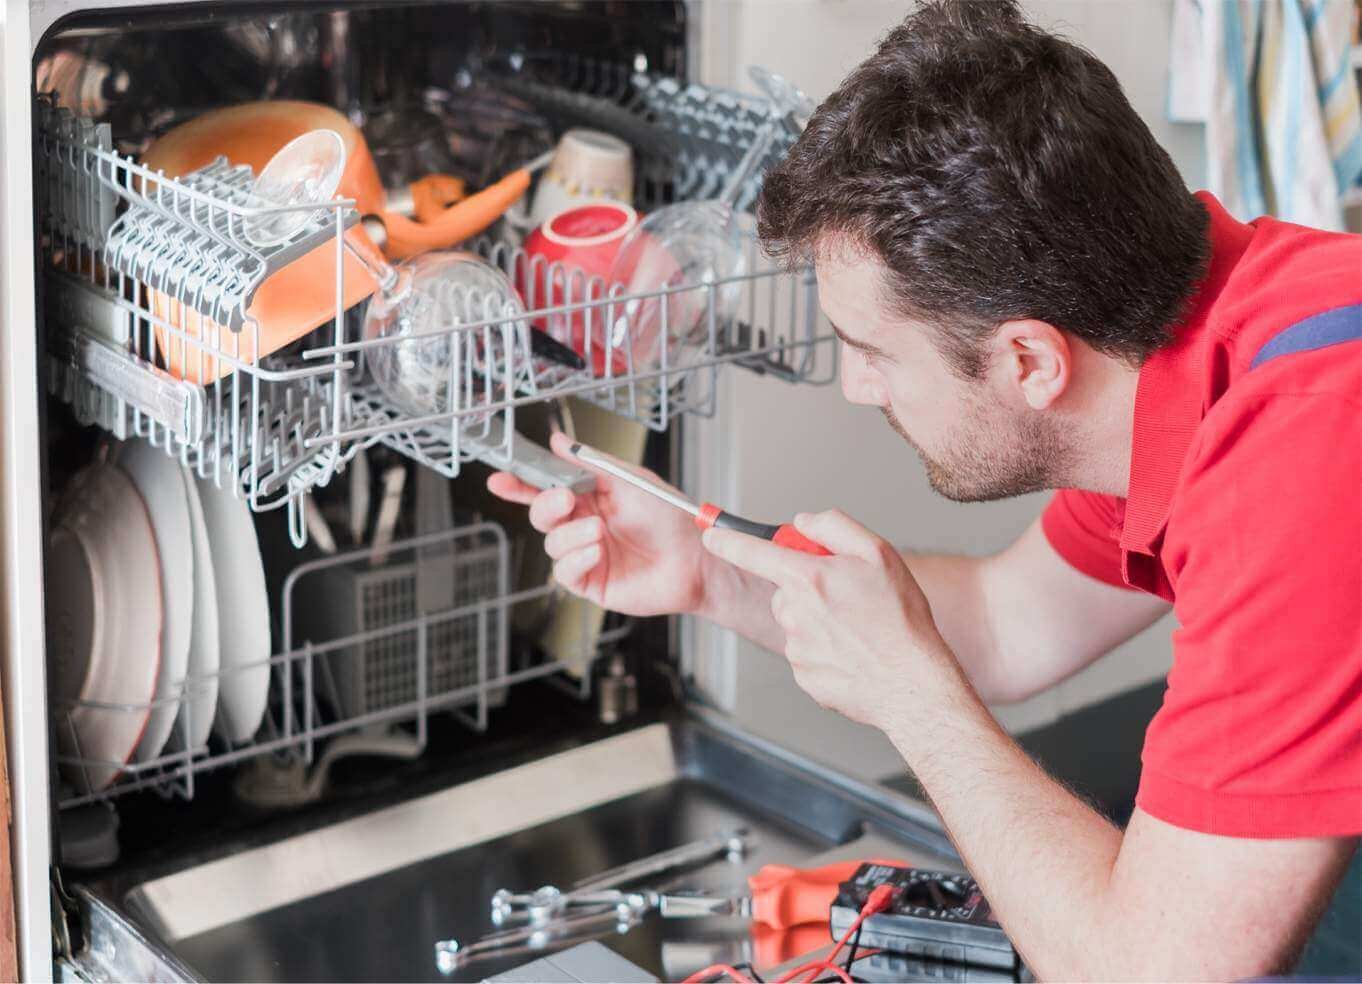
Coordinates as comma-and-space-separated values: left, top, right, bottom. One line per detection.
487, 432, 721, 617
702, 508, 966, 729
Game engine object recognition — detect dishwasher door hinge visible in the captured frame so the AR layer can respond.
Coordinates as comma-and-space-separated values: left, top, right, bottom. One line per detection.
50, 865, 86, 978
49, 877, 199, 983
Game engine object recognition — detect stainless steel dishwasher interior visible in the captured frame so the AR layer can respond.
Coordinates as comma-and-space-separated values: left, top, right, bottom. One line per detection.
33, 6, 855, 980
85, 711, 955, 982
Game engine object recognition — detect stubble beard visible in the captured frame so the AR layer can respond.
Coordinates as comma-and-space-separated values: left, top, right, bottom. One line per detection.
881, 403, 1067, 503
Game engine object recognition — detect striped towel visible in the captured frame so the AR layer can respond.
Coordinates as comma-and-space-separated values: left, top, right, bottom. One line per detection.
1169, 0, 1362, 230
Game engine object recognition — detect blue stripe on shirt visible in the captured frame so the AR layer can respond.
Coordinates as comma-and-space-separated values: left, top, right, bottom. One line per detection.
1250, 302, 1362, 368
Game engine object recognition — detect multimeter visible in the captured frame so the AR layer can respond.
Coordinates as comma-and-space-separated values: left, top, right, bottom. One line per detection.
829, 863, 1019, 972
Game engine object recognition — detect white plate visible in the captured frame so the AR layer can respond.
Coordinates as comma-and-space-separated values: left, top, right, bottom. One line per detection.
194, 475, 270, 743
116, 441, 194, 763
174, 463, 220, 750
47, 464, 163, 793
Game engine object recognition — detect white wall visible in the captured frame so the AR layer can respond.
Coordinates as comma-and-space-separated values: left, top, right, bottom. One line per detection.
691, 0, 1200, 781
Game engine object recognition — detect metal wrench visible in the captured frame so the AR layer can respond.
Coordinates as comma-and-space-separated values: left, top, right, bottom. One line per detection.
436, 828, 753, 974
435, 898, 650, 975
489, 827, 751, 925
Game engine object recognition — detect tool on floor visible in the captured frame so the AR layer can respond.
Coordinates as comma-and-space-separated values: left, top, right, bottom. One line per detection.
490, 827, 752, 925
573, 827, 752, 892
829, 863, 1017, 971
673, 859, 909, 984
436, 896, 648, 975
437, 830, 752, 974
749, 922, 832, 970
568, 443, 831, 556
659, 859, 890, 929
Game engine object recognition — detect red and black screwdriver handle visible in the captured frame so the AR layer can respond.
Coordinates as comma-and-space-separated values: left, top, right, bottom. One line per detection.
694, 503, 832, 556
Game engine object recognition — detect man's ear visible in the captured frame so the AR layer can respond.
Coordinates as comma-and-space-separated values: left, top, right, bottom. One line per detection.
994, 319, 1070, 410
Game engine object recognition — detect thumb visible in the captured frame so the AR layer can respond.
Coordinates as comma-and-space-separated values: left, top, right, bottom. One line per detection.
548, 429, 583, 463
792, 509, 884, 563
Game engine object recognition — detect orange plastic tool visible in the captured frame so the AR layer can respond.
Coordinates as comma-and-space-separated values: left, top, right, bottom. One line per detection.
751, 922, 832, 969
748, 859, 902, 929
659, 858, 907, 932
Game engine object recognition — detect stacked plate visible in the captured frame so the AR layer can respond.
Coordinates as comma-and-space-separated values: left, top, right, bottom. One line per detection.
46, 442, 272, 794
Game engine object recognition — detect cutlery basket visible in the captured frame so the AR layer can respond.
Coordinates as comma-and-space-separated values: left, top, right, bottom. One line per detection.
285, 523, 510, 724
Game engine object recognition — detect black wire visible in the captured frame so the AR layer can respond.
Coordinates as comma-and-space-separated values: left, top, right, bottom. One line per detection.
844, 920, 865, 975
732, 962, 765, 983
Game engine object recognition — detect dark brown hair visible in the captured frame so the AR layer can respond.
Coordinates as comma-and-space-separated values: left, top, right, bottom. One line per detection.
757, 0, 1209, 377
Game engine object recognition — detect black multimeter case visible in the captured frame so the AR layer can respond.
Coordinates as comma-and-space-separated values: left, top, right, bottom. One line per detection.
829, 863, 1020, 972
852, 951, 1022, 983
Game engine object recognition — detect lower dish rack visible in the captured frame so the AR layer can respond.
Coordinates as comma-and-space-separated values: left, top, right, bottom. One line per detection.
52, 519, 624, 809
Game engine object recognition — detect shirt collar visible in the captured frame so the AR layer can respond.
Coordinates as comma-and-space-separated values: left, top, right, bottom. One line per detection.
1120, 192, 1257, 555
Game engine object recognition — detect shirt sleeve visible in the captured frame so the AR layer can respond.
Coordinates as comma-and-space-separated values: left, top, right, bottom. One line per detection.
1040, 488, 1134, 590
1136, 390, 1362, 838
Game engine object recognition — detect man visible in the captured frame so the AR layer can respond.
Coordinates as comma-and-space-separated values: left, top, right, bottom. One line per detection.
489, 1, 1362, 977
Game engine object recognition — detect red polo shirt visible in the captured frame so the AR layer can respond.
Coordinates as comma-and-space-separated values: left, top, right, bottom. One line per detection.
1041, 192, 1362, 839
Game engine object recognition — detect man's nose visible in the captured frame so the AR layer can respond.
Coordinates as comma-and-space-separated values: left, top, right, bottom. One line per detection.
840, 348, 884, 407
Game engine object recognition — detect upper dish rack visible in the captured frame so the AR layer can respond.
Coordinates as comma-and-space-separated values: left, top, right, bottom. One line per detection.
37, 98, 362, 536
37, 66, 836, 548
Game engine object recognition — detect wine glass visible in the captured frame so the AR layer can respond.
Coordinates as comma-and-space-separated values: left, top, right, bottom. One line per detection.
602, 67, 815, 372
243, 129, 347, 248
364, 251, 528, 419
244, 129, 530, 420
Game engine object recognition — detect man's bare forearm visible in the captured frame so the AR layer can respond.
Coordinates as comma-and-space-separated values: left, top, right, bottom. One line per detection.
879, 663, 1130, 980
906, 521, 1174, 705
877, 659, 1346, 981
898, 551, 1011, 700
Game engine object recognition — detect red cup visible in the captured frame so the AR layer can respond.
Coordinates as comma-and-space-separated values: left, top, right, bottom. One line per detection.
518, 202, 639, 376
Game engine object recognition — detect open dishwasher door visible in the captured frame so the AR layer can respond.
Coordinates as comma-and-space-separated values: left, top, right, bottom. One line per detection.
16, 3, 887, 982
70, 709, 957, 983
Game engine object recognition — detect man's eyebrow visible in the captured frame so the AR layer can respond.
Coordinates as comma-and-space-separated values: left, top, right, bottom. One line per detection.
830, 321, 891, 358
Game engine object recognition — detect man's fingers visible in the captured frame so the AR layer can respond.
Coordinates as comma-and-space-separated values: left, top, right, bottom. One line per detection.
793, 509, 883, 563
487, 471, 539, 505
528, 486, 577, 533
552, 543, 602, 592
549, 430, 582, 463
702, 527, 810, 585
544, 516, 604, 560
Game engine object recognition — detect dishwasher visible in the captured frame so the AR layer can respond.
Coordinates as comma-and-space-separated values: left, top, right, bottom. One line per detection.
0, 3, 964, 981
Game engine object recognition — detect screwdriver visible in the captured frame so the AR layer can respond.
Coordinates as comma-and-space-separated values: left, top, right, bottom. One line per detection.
659, 859, 891, 928
568, 443, 831, 556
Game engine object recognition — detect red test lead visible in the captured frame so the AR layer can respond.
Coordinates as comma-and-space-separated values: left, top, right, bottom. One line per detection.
568, 443, 832, 556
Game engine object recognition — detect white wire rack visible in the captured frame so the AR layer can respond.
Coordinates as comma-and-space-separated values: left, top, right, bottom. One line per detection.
41, 62, 833, 807
38, 66, 834, 547
37, 97, 362, 546
53, 521, 627, 809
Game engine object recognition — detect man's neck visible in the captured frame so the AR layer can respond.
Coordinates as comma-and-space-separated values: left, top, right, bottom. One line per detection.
1057, 348, 1141, 498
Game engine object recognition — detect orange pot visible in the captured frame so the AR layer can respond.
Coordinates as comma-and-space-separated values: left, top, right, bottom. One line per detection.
139, 101, 532, 382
